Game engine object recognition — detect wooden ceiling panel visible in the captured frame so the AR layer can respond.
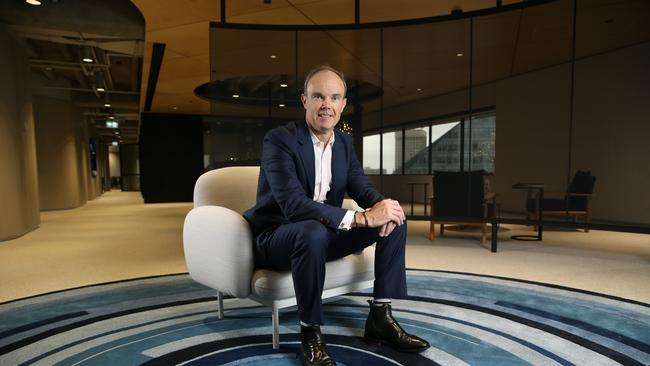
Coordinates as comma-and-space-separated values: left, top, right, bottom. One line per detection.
146, 21, 211, 58
294, 0, 355, 24
160, 55, 209, 80
227, 5, 309, 25
360, 0, 496, 23
131, 0, 220, 31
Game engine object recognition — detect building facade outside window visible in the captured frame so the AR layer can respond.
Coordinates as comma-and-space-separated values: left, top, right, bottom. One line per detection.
363, 113, 495, 175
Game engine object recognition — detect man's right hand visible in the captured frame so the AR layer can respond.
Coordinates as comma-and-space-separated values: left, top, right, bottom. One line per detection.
365, 199, 405, 228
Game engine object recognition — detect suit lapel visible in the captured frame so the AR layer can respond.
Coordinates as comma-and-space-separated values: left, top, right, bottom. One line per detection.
297, 121, 315, 196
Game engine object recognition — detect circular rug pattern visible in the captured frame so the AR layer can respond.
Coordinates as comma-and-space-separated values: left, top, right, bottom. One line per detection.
1, 270, 649, 365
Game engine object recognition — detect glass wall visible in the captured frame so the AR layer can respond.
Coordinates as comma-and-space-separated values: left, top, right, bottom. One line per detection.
204, 0, 650, 227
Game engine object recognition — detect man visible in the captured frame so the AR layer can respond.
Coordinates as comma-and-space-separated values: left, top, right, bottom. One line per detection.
244, 65, 429, 366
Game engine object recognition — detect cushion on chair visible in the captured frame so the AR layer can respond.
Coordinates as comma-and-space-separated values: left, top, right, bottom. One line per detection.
250, 247, 375, 300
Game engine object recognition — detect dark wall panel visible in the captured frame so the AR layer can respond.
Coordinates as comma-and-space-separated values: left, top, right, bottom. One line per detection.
139, 113, 204, 203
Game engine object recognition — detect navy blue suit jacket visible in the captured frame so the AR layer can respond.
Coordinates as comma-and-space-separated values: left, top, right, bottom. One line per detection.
243, 120, 384, 236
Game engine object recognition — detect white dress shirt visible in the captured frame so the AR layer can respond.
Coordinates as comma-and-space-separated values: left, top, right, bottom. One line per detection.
309, 130, 355, 230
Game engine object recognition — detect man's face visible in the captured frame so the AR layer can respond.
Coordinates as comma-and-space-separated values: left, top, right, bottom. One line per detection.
301, 70, 347, 136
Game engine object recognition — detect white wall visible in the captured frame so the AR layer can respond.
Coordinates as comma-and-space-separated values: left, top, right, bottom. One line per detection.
0, 24, 40, 241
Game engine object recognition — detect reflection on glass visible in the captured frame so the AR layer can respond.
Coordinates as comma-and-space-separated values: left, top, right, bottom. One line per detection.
464, 115, 496, 173
403, 126, 430, 174
431, 121, 461, 172
363, 134, 380, 174
382, 130, 402, 175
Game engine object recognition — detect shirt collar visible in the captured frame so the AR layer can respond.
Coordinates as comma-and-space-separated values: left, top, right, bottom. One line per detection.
309, 128, 335, 147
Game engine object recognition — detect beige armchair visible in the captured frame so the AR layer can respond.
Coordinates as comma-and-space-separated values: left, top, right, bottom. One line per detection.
183, 166, 375, 349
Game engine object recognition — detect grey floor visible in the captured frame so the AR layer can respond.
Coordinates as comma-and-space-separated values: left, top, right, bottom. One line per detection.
1, 190, 649, 304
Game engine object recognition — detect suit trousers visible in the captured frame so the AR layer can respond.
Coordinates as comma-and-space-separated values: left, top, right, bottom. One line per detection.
253, 219, 408, 324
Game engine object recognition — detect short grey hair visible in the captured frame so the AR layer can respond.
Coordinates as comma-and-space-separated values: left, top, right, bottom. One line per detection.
302, 65, 347, 97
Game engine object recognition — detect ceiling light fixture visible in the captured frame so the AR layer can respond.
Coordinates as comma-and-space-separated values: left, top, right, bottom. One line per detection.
279, 103, 285, 107
96, 87, 105, 92
82, 47, 94, 63
104, 103, 111, 107
417, 88, 422, 91
26, 0, 42, 5
112, 141, 119, 146
456, 52, 464, 57
232, 94, 240, 98
270, 55, 277, 59
280, 83, 288, 88
172, 106, 178, 110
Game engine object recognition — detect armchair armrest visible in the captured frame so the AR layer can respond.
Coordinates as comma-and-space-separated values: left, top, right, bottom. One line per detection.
183, 205, 254, 298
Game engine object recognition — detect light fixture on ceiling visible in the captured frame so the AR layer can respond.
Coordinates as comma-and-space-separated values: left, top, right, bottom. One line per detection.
280, 74, 287, 88
456, 52, 464, 57
94, 71, 106, 92
25, 0, 42, 5
115, 131, 119, 135
416, 88, 422, 92
173, 106, 178, 110
104, 103, 111, 107
232, 94, 240, 98
112, 141, 119, 146
279, 103, 285, 107
82, 46, 94, 63
106, 120, 119, 129
270, 55, 277, 59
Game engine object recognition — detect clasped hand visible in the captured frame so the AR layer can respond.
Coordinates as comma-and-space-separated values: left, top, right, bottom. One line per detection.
365, 199, 406, 237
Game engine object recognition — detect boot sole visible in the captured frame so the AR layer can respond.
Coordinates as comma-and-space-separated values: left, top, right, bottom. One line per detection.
363, 336, 430, 353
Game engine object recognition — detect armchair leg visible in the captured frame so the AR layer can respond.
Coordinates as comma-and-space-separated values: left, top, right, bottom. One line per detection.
481, 224, 487, 245
272, 302, 280, 349
217, 291, 224, 319
429, 221, 436, 240
440, 224, 445, 236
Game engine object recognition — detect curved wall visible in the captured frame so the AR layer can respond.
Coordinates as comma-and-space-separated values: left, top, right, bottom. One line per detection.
0, 24, 40, 241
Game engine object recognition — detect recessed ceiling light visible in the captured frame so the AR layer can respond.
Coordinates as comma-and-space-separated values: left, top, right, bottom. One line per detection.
115, 131, 119, 135
232, 94, 239, 98
112, 141, 118, 146
456, 52, 464, 57
109, 116, 115, 119
172, 106, 178, 110
279, 103, 285, 107
416, 88, 422, 92
270, 55, 277, 59
96, 87, 105, 92
26, 0, 41, 5
104, 103, 111, 107
280, 83, 288, 88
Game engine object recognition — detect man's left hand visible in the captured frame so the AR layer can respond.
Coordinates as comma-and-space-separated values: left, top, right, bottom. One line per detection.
378, 221, 397, 237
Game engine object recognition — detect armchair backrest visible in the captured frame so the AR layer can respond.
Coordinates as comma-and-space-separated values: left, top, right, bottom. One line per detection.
569, 170, 596, 194
433, 170, 486, 219
568, 170, 596, 210
193, 166, 260, 214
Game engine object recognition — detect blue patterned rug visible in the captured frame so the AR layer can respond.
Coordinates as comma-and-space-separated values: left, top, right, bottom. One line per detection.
1, 270, 649, 365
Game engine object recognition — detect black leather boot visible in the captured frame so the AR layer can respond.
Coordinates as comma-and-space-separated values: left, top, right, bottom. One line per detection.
364, 300, 430, 353
299, 325, 336, 366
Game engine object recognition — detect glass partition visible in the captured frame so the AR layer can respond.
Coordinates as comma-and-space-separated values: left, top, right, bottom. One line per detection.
204, 0, 650, 230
